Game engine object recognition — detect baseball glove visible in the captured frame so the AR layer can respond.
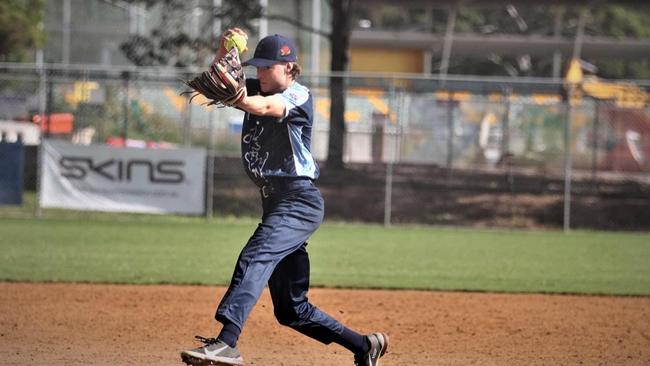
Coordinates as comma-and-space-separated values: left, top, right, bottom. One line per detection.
185, 47, 246, 107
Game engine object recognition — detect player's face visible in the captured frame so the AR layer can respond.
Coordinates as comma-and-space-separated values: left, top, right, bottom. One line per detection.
257, 63, 291, 94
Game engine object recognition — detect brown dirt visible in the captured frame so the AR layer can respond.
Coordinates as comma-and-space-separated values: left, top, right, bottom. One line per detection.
2, 283, 650, 365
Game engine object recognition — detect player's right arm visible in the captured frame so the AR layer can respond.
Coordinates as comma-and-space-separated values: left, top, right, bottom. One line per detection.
236, 95, 286, 118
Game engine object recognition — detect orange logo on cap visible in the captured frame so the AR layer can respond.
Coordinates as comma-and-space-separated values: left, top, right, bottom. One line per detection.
280, 45, 291, 56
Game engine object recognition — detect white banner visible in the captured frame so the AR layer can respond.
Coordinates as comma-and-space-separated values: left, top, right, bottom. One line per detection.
40, 140, 206, 215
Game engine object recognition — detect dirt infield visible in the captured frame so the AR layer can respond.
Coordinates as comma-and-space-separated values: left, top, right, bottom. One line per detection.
1, 283, 649, 366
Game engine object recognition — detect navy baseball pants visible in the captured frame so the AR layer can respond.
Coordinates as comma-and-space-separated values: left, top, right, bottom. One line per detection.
215, 178, 345, 344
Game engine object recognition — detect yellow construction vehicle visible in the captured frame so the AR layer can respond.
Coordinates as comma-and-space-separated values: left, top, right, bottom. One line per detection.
565, 58, 649, 108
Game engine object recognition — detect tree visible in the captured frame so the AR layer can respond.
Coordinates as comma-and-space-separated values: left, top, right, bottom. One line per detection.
445, 4, 650, 78
584, 5, 650, 79
325, 0, 352, 170
120, 0, 263, 67
0, 0, 46, 62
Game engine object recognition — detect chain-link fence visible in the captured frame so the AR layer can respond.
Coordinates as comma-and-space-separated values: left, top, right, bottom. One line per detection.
1, 63, 649, 230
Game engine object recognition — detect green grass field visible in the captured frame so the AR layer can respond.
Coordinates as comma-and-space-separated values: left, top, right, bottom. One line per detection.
1, 215, 649, 296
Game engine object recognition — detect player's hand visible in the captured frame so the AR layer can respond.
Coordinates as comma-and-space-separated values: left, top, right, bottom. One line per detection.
214, 28, 248, 62
220, 28, 246, 49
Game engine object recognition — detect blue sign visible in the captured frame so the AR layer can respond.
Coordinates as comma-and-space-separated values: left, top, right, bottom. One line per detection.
0, 142, 24, 205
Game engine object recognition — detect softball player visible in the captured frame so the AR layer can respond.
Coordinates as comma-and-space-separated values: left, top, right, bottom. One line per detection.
180, 30, 389, 366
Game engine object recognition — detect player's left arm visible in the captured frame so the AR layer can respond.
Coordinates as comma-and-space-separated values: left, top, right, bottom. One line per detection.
236, 95, 286, 118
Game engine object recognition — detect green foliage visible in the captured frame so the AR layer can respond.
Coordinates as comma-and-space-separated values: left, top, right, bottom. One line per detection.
0, 0, 46, 62
587, 59, 650, 80
581, 6, 650, 78
120, 0, 263, 67
1, 217, 649, 295
588, 5, 650, 38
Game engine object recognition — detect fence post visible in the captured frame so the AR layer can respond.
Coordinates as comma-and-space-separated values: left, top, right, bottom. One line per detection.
35, 63, 47, 218
383, 81, 396, 227
446, 90, 455, 181
182, 94, 192, 147
384, 155, 393, 227
206, 107, 216, 219
501, 87, 511, 160
501, 87, 514, 224
563, 5, 587, 232
563, 88, 575, 232
591, 101, 600, 189
45, 78, 53, 138
121, 71, 130, 142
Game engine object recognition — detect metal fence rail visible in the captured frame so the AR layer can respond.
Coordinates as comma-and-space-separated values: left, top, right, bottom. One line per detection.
1, 63, 649, 230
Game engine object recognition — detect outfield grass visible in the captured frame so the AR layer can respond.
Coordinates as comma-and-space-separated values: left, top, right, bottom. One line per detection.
1, 216, 649, 296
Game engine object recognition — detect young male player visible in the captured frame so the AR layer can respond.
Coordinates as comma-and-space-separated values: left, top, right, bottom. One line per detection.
180, 29, 389, 366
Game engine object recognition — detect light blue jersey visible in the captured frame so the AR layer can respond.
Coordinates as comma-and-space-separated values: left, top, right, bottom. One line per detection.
240, 79, 319, 187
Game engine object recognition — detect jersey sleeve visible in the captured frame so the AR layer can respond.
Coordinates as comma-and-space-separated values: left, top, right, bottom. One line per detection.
277, 84, 311, 124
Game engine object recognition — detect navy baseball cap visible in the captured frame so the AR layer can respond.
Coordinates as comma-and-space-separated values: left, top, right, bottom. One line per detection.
243, 34, 298, 67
